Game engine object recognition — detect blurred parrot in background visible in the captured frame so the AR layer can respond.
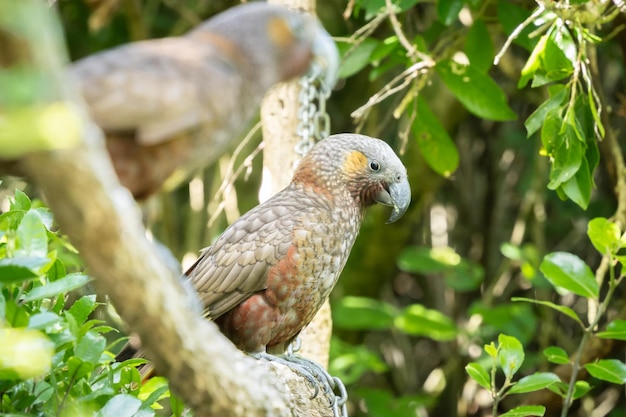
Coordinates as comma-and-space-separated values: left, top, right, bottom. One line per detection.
1, 2, 338, 199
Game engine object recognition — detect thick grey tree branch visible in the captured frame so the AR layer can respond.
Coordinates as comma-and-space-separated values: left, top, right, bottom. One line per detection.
2, 1, 333, 416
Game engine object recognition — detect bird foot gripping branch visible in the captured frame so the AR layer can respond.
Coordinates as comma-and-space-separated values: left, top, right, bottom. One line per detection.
253, 346, 348, 417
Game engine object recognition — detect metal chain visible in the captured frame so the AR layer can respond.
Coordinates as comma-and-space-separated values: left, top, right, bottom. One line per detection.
295, 69, 332, 157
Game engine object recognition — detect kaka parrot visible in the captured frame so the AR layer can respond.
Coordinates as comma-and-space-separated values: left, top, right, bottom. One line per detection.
186, 133, 411, 354
1, 2, 339, 199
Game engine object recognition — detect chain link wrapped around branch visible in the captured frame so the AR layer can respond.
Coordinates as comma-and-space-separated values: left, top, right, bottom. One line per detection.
295, 69, 332, 157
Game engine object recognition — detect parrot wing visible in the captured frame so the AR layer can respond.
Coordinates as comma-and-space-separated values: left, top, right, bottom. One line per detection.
186, 198, 297, 319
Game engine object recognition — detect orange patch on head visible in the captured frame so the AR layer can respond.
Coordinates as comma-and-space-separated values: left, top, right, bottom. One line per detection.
343, 150, 368, 174
267, 17, 295, 47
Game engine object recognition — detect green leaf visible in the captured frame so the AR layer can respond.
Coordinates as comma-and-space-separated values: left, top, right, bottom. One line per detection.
16, 209, 48, 258
465, 19, 494, 73
22, 273, 90, 302
539, 252, 599, 299
5, 298, 29, 327
75, 331, 107, 365
46, 257, 66, 281
11, 189, 31, 211
412, 97, 459, 177
498, 334, 524, 379
485, 342, 498, 358
138, 376, 170, 406
28, 312, 61, 330
508, 372, 561, 394
571, 380, 592, 399
560, 156, 591, 209
332, 296, 397, 330
67, 294, 98, 324
437, 0, 463, 25
540, 110, 564, 155
394, 304, 457, 341
585, 360, 626, 384
587, 217, 621, 256
597, 320, 626, 341
338, 38, 380, 78
0, 256, 48, 284
519, 34, 549, 88
525, 87, 567, 137
511, 297, 583, 327
519, 34, 573, 88
547, 125, 584, 190
465, 363, 491, 390
548, 380, 591, 399
500, 405, 546, 417
96, 394, 142, 417
543, 346, 570, 365
436, 59, 516, 121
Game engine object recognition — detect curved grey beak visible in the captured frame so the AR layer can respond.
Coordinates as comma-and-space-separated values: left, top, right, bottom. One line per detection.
375, 177, 411, 224
309, 20, 339, 93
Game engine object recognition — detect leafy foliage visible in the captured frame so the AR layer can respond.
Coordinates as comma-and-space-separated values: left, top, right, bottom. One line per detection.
0, 191, 172, 416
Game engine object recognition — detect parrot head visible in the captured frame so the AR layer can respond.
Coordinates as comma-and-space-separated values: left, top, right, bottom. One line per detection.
191, 2, 339, 92
293, 133, 411, 224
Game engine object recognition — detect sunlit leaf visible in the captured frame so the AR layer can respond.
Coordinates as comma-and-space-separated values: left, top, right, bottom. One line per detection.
585, 360, 626, 384
539, 252, 598, 299
498, 334, 525, 379
508, 372, 561, 394
587, 217, 621, 256
0, 256, 48, 284
16, 209, 48, 258
11, 189, 31, 211
23, 273, 90, 302
465, 363, 491, 390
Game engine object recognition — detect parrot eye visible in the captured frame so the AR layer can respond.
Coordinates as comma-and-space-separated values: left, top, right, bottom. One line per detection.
369, 160, 380, 172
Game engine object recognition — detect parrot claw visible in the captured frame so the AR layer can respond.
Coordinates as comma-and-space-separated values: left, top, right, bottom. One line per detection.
251, 351, 348, 417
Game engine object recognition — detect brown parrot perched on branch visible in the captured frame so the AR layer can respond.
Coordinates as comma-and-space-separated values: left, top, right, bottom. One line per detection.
1, 2, 338, 199
187, 133, 410, 354
121, 134, 410, 396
